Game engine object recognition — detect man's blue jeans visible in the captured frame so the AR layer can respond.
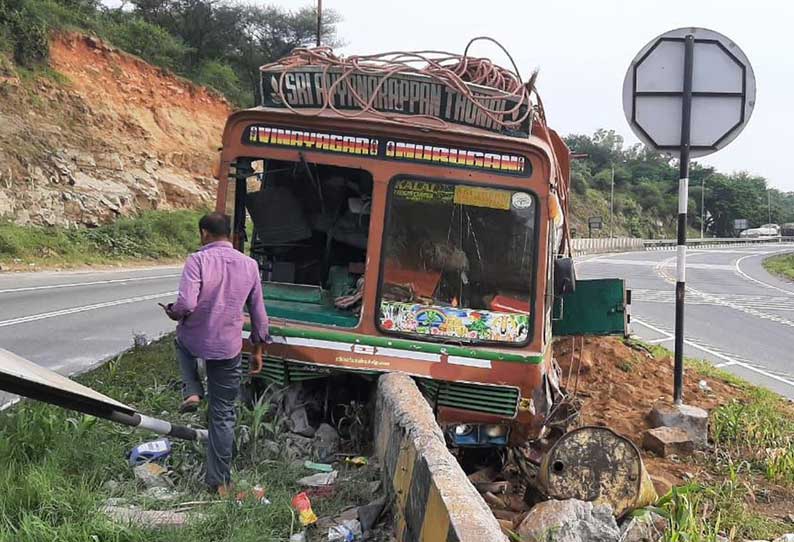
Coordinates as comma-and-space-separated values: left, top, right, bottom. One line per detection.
175, 339, 241, 489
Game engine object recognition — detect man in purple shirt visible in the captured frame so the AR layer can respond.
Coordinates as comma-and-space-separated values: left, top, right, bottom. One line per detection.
164, 212, 270, 492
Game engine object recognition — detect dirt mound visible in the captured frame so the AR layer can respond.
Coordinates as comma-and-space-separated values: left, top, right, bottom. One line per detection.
553, 336, 744, 488
0, 33, 232, 226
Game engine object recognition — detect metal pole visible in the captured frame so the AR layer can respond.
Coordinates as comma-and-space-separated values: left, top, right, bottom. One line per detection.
316, 0, 322, 47
700, 176, 705, 239
768, 189, 772, 224
610, 164, 615, 238
674, 35, 694, 405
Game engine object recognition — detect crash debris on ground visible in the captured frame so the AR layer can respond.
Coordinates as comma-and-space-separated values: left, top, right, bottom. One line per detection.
464, 336, 794, 541
100, 374, 393, 541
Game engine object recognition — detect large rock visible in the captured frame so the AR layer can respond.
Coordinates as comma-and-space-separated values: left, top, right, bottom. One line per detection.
774, 535, 794, 542
313, 423, 340, 462
647, 402, 708, 448
642, 426, 695, 458
619, 510, 667, 542
517, 499, 619, 542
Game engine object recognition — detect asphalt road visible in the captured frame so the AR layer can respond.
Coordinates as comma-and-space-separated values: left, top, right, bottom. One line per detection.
578, 243, 794, 398
0, 266, 182, 408
1, 244, 792, 408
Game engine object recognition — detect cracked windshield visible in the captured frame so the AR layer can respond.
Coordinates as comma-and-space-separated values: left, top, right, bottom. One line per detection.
379, 179, 535, 344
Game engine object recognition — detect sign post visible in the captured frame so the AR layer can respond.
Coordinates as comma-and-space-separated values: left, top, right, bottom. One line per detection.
588, 216, 603, 238
673, 35, 694, 405
623, 27, 756, 404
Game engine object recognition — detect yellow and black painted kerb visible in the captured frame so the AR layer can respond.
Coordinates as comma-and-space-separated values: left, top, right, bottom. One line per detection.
384, 428, 460, 542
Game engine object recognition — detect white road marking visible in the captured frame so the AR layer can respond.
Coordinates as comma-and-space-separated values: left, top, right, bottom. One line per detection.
653, 255, 794, 329
633, 318, 794, 390
630, 288, 794, 311
0, 291, 177, 328
0, 273, 181, 294
734, 251, 794, 297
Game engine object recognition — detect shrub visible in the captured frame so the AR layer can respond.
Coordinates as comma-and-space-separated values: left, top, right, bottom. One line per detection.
194, 59, 246, 105
103, 15, 189, 71
0, 0, 49, 66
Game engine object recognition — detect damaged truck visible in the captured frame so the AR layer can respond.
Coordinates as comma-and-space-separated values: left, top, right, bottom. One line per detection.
216, 45, 630, 456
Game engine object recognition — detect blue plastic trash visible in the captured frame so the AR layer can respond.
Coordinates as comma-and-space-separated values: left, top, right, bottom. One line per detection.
128, 438, 172, 466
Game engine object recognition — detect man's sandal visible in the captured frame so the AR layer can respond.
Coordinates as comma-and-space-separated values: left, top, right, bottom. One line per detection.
179, 398, 200, 413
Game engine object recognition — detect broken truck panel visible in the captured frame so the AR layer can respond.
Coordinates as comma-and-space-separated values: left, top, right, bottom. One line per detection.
552, 278, 629, 336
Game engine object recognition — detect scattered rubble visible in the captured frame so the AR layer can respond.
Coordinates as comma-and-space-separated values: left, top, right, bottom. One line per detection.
103, 504, 204, 529
313, 423, 341, 462
132, 462, 171, 489
647, 402, 709, 448
642, 426, 695, 458
297, 470, 338, 487
358, 496, 387, 533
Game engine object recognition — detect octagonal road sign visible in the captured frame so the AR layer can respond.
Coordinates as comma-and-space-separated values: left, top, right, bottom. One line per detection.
622, 27, 756, 158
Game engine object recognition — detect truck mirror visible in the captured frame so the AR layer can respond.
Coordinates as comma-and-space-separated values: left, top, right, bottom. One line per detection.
554, 257, 576, 296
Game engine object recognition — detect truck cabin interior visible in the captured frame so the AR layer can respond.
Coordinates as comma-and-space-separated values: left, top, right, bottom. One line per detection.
237, 157, 372, 328
236, 155, 537, 344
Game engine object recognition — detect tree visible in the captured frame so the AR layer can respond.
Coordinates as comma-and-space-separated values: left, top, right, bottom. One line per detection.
126, 1, 341, 106
562, 130, 794, 238
228, 5, 342, 105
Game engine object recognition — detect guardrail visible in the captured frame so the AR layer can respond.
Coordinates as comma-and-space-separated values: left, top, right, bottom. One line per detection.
571, 236, 794, 256
643, 236, 794, 250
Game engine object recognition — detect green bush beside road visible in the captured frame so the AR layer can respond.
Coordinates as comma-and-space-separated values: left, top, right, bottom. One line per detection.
0, 210, 203, 268
763, 252, 794, 281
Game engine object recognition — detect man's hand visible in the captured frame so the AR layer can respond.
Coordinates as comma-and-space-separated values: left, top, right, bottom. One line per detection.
249, 343, 264, 375
159, 303, 180, 321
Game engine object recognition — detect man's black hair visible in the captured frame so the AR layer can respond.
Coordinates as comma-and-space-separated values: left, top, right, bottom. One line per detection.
199, 212, 231, 237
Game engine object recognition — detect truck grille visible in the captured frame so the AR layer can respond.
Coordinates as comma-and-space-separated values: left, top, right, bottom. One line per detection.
416, 378, 519, 418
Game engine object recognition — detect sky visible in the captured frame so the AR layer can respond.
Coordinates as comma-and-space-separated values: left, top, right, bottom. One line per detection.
272, 0, 794, 191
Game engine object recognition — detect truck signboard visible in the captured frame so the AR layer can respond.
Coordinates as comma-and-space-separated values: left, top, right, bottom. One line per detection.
260, 67, 533, 137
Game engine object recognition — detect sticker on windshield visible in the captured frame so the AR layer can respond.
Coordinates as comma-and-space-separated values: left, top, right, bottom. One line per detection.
511, 192, 532, 209
453, 186, 511, 210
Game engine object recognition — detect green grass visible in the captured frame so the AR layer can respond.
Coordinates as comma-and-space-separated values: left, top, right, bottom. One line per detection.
763, 252, 794, 281
0, 337, 379, 541
625, 338, 794, 540
0, 209, 205, 268
658, 479, 787, 542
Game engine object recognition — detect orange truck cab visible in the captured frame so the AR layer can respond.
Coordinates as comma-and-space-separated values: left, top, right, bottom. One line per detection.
214, 56, 628, 447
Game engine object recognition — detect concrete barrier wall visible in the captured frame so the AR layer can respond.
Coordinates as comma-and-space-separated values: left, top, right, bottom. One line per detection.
375, 373, 508, 542
570, 237, 644, 256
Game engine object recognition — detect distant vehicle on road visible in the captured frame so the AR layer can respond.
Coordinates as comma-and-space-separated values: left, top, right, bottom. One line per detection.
740, 226, 778, 238
761, 223, 781, 235
780, 223, 794, 237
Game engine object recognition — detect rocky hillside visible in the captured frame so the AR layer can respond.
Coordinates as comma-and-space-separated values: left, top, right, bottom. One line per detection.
0, 33, 231, 227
